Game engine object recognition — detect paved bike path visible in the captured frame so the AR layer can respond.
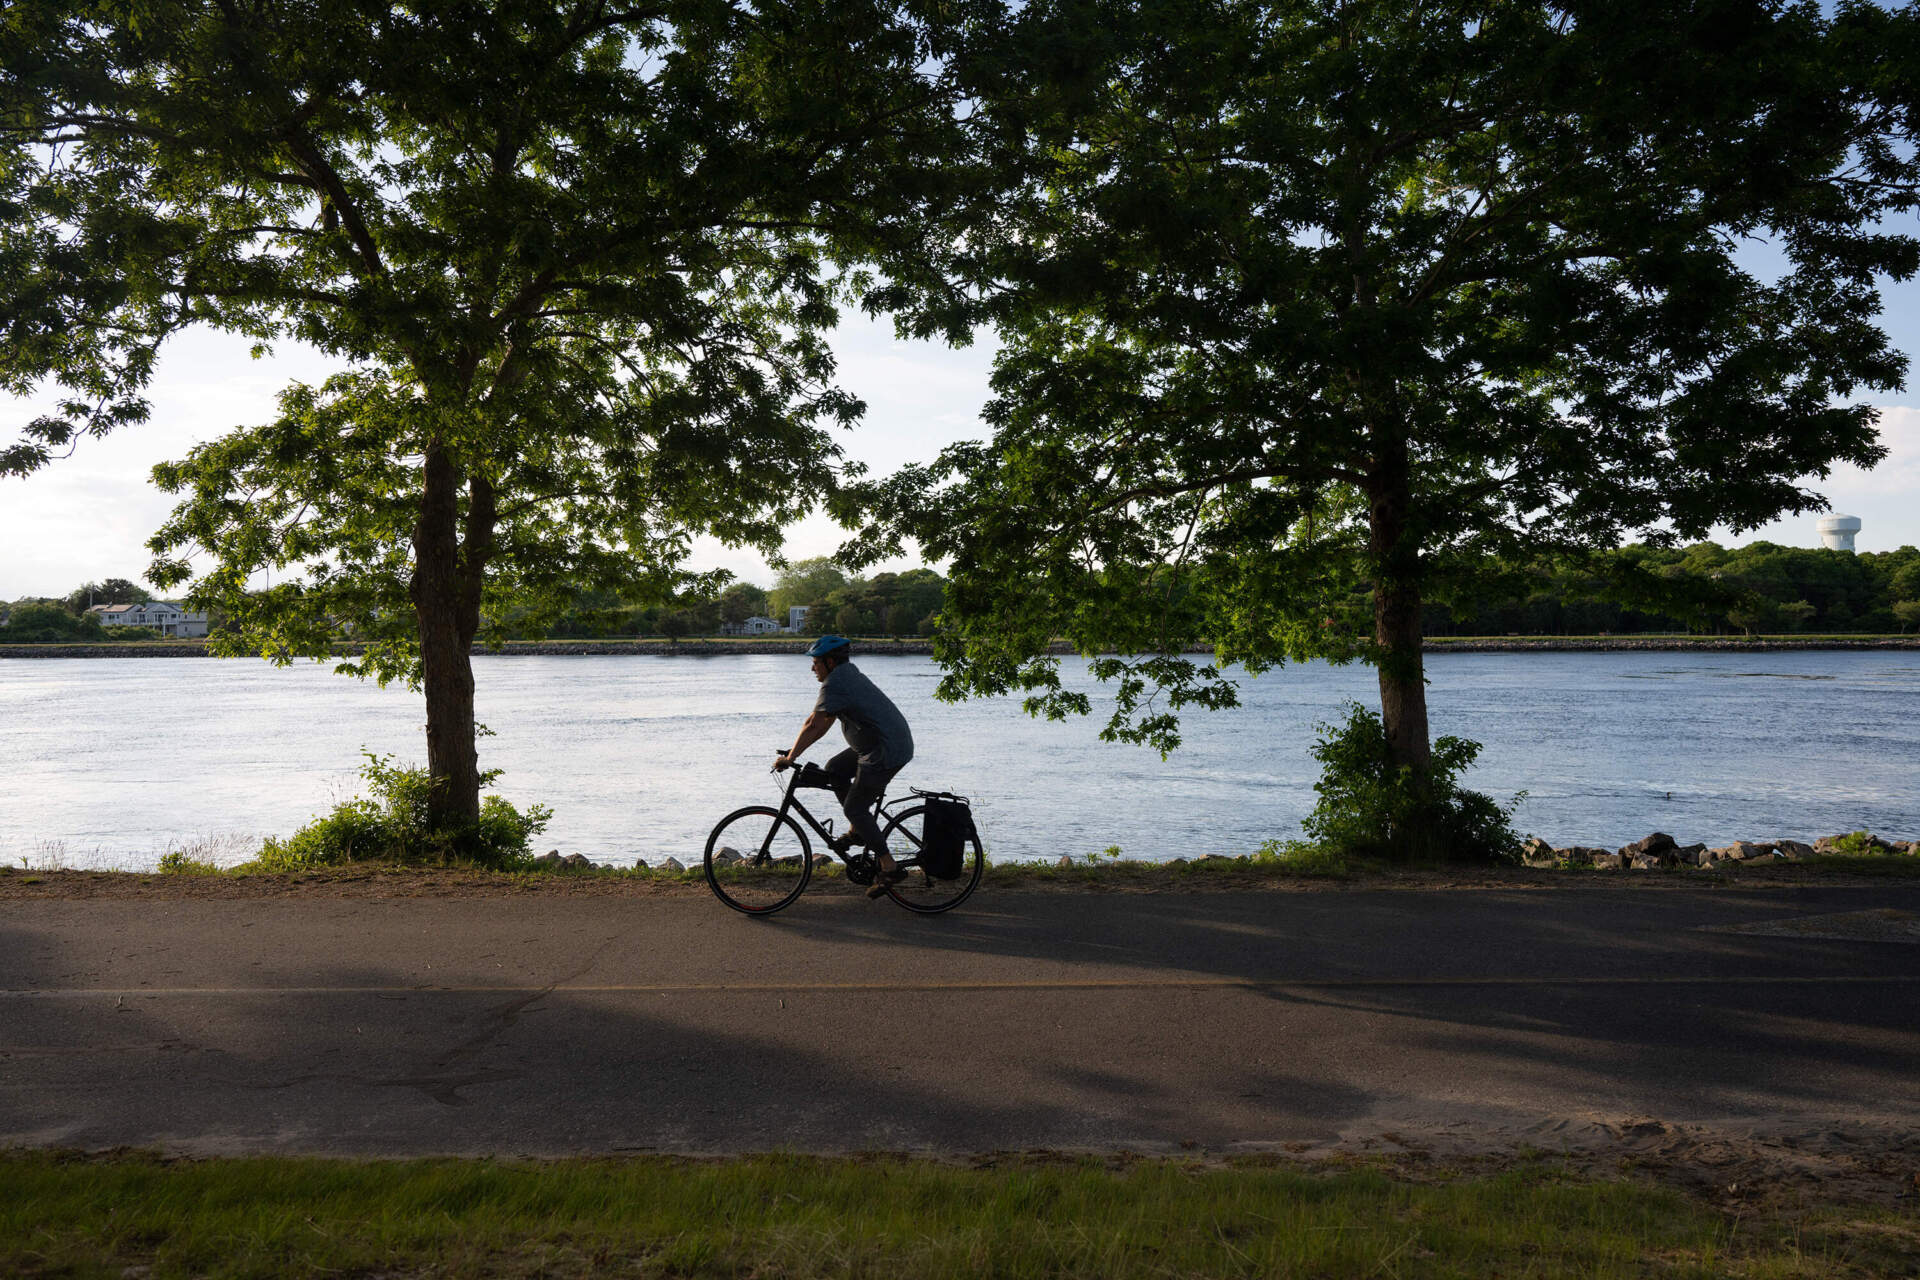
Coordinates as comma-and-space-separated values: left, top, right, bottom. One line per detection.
4, 886, 1919, 1160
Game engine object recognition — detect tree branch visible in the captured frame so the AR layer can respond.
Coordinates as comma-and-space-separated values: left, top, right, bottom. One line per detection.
282, 134, 386, 281
1086, 461, 1365, 518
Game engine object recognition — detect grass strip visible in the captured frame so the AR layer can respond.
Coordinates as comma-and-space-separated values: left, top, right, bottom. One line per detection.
10, 851, 1920, 898
3, 1150, 1913, 1279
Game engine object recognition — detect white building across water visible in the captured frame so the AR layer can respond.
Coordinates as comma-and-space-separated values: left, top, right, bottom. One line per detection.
719, 615, 784, 637
88, 601, 210, 638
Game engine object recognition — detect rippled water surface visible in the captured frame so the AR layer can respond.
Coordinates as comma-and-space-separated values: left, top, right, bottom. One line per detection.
2, 651, 1915, 869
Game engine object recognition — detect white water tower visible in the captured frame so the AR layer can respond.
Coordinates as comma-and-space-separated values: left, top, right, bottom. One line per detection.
1817, 514, 1862, 552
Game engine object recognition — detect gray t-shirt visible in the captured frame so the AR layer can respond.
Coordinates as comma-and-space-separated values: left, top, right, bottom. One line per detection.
814, 660, 914, 768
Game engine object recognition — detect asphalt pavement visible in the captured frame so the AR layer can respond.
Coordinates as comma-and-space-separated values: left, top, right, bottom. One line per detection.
4, 886, 1919, 1161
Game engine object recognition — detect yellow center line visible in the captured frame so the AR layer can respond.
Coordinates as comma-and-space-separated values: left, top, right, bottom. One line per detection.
1, 974, 1917, 997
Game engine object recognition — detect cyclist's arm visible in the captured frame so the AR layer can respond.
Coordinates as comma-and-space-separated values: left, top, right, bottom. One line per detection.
777, 709, 835, 767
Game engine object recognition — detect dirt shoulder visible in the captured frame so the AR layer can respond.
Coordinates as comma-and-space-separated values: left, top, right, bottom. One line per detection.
5, 858, 1917, 900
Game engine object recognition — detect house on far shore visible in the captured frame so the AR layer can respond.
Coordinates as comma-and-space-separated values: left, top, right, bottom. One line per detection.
88, 601, 210, 638
785, 605, 810, 634
719, 615, 784, 637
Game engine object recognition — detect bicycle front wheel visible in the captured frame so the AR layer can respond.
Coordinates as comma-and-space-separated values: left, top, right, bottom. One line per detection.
705, 806, 813, 915
878, 803, 985, 914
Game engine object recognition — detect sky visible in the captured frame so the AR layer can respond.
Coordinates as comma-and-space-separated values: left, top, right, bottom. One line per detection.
3, 284, 1920, 602
0, 314, 997, 600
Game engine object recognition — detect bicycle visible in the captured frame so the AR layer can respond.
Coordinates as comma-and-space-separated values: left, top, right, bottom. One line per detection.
702, 754, 985, 916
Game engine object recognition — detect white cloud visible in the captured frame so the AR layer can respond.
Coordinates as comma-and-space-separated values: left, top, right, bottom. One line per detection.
0, 318, 991, 597
1826, 405, 1920, 498
0, 331, 340, 597
1729, 405, 1920, 552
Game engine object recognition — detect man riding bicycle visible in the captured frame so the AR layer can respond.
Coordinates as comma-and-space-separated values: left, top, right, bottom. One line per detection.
773, 634, 915, 898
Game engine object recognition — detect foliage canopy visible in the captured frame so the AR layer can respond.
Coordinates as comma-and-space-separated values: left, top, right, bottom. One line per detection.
3, 0, 970, 821
853, 0, 1920, 781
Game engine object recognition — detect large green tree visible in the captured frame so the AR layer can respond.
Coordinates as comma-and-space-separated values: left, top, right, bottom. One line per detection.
766, 554, 850, 619
2, 0, 966, 827
858, 0, 1919, 787
63, 577, 151, 613
716, 581, 771, 626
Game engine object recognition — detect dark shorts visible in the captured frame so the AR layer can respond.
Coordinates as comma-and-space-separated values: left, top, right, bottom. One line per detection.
823, 748, 901, 812
823, 748, 907, 852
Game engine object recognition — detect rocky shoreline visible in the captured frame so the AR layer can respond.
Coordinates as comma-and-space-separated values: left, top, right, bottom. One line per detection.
1522, 830, 1917, 870
2, 636, 1917, 659
510, 831, 1920, 875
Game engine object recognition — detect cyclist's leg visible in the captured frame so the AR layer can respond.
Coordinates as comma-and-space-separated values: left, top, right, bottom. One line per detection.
842, 758, 899, 858
823, 748, 859, 798
820, 750, 860, 852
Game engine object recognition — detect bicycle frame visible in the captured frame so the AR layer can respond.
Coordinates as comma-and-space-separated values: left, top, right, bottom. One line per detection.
762, 765, 911, 871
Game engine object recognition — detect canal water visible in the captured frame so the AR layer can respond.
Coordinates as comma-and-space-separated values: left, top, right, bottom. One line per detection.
2, 651, 1914, 869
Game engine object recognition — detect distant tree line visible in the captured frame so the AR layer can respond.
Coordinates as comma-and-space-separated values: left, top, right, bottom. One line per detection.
504, 538, 1920, 645
1, 565, 952, 643
484, 559, 948, 641
9, 547, 1920, 645
0, 577, 165, 642
1425, 543, 1920, 637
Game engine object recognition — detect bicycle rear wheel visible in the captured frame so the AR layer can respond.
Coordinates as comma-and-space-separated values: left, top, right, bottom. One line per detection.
878, 803, 984, 914
705, 806, 812, 915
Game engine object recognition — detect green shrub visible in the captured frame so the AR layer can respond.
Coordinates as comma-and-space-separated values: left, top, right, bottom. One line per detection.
1830, 830, 1878, 856
157, 850, 221, 874
0, 603, 105, 643
1302, 703, 1524, 864
1249, 838, 1350, 877
250, 799, 387, 871
243, 752, 550, 872
1826, 830, 1912, 857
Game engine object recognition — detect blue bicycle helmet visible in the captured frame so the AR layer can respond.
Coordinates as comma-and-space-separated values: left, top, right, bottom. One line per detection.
805, 634, 852, 658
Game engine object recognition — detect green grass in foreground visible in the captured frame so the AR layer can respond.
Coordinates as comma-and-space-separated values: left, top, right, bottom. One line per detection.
3, 1151, 1913, 1279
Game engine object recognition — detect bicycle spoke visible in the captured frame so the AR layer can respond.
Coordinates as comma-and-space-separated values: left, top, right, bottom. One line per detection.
705, 806, 811, 914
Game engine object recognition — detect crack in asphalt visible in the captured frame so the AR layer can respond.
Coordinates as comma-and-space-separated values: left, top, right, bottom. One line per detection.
430, 985, 554, 1076
250, 934, 625, 1107
255, 1067, 527, 1107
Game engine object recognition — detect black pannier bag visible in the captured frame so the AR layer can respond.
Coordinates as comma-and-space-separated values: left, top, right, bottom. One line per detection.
918, 793, 973, 880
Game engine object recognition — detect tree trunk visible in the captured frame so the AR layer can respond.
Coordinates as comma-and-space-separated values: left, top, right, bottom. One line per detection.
1372, 570, 1430, 770
412, 441, 483, 830
1367, 450, 1430, 774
